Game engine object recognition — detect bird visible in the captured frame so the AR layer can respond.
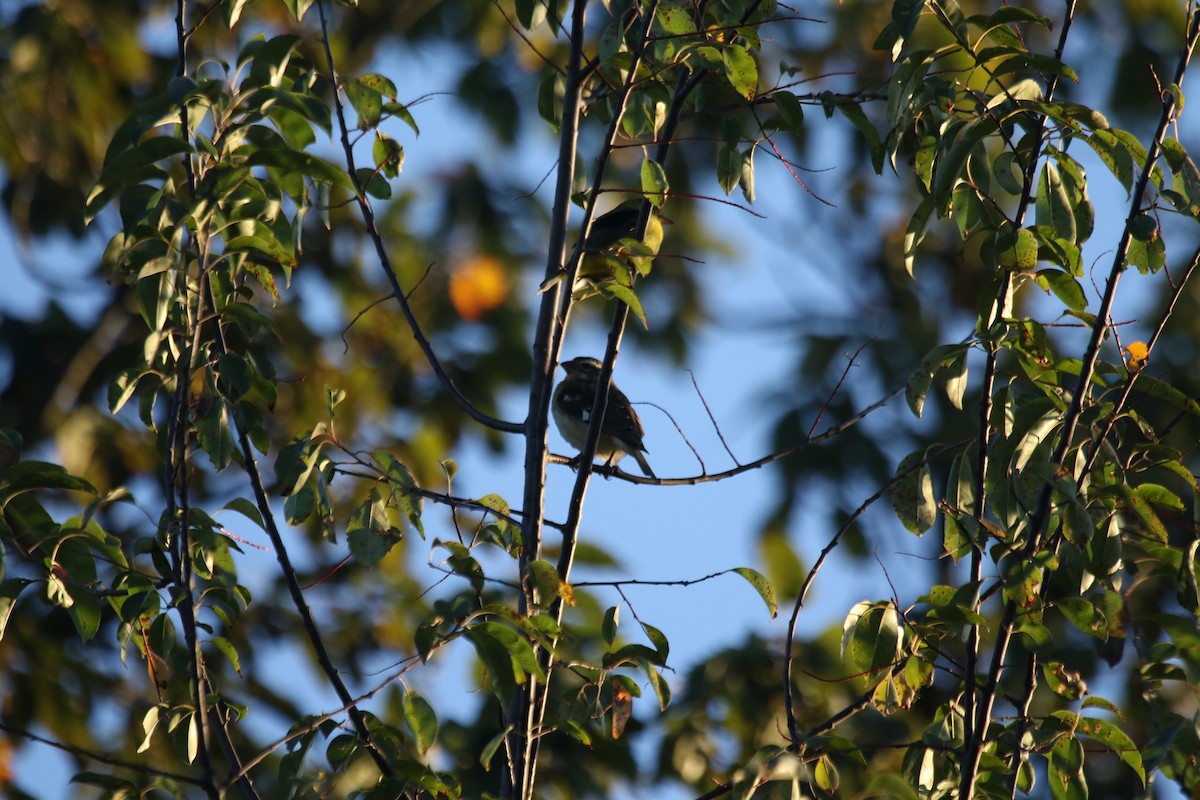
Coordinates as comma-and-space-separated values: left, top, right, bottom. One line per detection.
551, 356, 656, 478
574, 200, 667, 297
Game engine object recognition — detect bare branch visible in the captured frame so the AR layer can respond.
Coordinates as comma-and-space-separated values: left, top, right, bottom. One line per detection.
0, 721, 209, 787
687, 369, 735, 467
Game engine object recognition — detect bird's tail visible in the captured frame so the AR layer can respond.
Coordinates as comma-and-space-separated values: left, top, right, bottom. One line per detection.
633, 450, 656, 479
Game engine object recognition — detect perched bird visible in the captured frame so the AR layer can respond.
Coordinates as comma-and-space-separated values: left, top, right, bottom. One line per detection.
583, 200, 665, 255
552, 356, 656, 478
574, 200, 667, 297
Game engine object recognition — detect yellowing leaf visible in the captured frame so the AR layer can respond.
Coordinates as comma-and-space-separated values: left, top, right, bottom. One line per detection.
611, 683, 633, 739
450, 255, 509, 321
1125, 341, 1149, 372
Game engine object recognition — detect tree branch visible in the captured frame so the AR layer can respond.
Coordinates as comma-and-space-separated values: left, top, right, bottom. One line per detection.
316, 0, 521, 436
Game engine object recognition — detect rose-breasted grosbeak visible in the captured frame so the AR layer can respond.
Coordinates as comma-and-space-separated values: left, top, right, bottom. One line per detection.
574, 201, 667, 299
551, 356, 655, 478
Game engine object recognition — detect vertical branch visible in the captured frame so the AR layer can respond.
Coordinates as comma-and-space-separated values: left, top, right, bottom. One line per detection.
503, 0, 592, 790
960, 0, 1079, 781
516, 3, 698, 795
167, 1, 217, 796
962, 7, 1200, 797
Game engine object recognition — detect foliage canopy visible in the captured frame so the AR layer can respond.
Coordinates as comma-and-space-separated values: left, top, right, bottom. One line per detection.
2, 1, 1200, 799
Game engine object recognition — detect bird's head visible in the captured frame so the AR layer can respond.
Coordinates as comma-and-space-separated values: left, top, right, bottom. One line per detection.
560, 356, 604, 378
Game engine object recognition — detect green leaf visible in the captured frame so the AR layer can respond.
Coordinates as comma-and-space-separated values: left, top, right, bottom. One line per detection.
640, 159, 668, 207
87, 136, 193, 220
283, 0, 315, 21
1033, 269, 1086, 312
355, 167, 392, 200
773, 90, 805, 131
1126, 216, 1165, 273
906, 343, 969, 418
223, 0, 252, 27
604, 643, 662, 668
348, 489, 400, 566
0, 578, 32, 641
1120, 484, 1168, 543
246, 149, 352, 190
636, 658, 671, 710
717, 142, 741, 195
841, 600, 902, 674
739, 147, 755, 204
1036, 162, 1076, 243
951, 184, 988, 241
732, 567, 777, 618
345, 79, 381, 128
997, 226, 1039, 271
1002, 550, 1053, 613
722, 45, 758, 99
1056, 596, 1111, 640
358, 73, 397, 99
401, 690, 439, 756
466, 625, 518, 703
480, 728, 506, 769
383, 100, 420, 136
513, 0, 544, 28
1161, 136, 1200, 216
891, 448, 936, 535
68, 590, 102, 642
1133, 375, 1200, 419
374, 452, 424, 538
1048, 735, 1087, 800
475, 621, 544, 696
993, 151, 1025, 194
601, 284, 648, 328
903, 198, 933, 278
914, 135, 936, 192
838, 101, 884, 174
639, 620, 669, 661
990, 52, 1078, 83
815, 754, 839, 793
933, 117, 999, 204
225, 224, 298, 270
537, 70, 564, 132
602, 606, 619, 645
1086, 129, 1133, 192
944, 351, 968, 410
905, 365, 934, 419
194, 401, 236, 471
943, 453, 976, 560
211, 635, 242, 674
1076, 716, 1145, 785
654, 0, 697, 35
526, 559, 563, 605
0, 461, 98, 498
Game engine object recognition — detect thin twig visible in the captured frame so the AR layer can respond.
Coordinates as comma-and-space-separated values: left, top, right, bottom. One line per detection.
0, 721, 209, 787
806, 337, 874, 439
596, 383, 905, 485
687, 369, 737, 467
